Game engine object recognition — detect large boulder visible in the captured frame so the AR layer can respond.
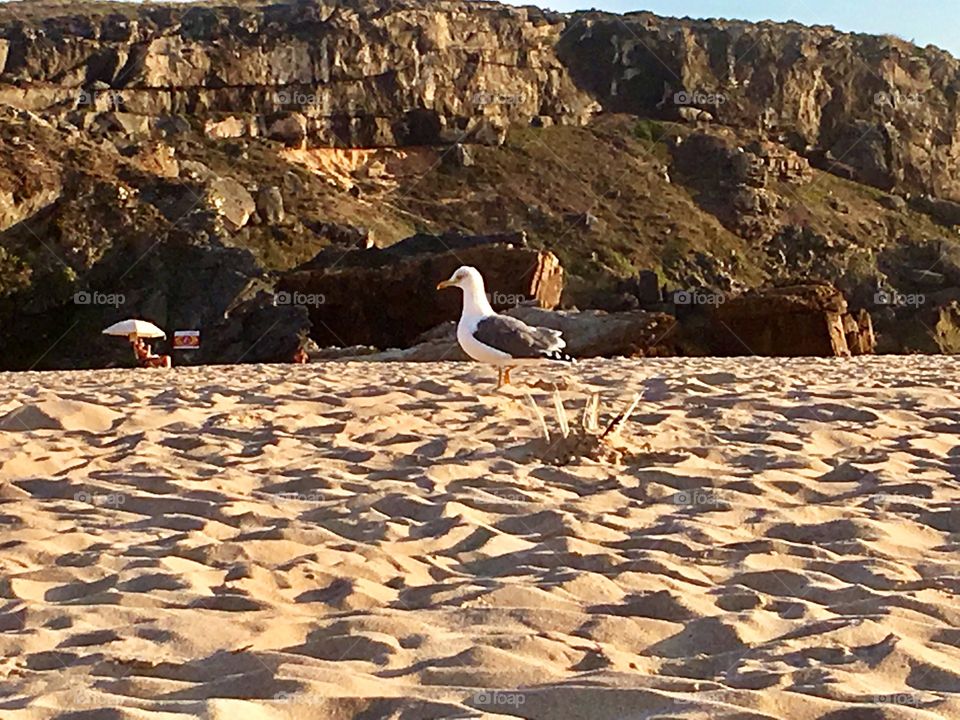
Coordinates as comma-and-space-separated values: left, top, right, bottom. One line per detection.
911, 195, 960, 227
505, 306, 677, 358
209, 286, 311, 364
711, 283, 872, 357
267, 113, 308, 147
206, 177, 255, 231
348, 305, 678, 361
279, 235, 563, 349
204, 116, 248, 140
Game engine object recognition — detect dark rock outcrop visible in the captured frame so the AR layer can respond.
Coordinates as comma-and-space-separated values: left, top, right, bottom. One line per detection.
280, 240, 563, 348
911, 195, 960, 227
298, 230, 530, 272
669, 131, 812, 240
711, 283, 874, 357
212, 287, 311, 364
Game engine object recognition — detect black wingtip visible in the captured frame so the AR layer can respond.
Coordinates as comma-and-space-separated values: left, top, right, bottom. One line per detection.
545, 350, 575, 363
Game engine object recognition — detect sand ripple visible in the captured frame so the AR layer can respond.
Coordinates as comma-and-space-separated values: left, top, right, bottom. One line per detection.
0, 358, 958, 719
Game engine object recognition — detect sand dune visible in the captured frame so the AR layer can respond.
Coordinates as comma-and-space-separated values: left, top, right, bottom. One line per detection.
0, 358, 958, 719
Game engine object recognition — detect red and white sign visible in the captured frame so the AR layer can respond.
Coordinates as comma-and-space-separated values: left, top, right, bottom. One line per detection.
173, 330, 200, 350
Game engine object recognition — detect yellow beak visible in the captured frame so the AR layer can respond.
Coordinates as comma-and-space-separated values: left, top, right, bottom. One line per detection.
436, 279, 454, 290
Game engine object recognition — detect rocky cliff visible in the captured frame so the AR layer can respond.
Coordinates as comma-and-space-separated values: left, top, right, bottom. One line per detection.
1, 1, 957, 197
1, 0, 960, 368
558, 12, 960, 200
0, 0, 596, 150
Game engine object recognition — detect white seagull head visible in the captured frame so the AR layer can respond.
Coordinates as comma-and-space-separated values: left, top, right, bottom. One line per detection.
436, 265, 485, 293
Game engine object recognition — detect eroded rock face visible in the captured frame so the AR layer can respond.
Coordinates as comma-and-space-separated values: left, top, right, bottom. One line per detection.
558, 12, 960, 201
845, 309, 876, 356
0, 0, 598, 148
1, 1, 957, 201
933, 302, 960, 353
0, 110, 62, 234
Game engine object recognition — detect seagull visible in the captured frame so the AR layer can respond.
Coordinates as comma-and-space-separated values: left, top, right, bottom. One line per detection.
437, 265, 572, 388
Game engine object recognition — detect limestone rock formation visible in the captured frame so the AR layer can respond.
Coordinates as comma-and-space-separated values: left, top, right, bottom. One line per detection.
207, 177, 256, 231
0, 1, 957, 201
844, 309, 877, 356
0, 0, 598, 149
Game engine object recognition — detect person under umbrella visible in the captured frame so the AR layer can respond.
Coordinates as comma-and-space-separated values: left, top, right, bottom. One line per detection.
102, 319, 172, 368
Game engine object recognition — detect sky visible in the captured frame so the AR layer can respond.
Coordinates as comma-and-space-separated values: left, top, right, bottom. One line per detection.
536, 0, 960, 56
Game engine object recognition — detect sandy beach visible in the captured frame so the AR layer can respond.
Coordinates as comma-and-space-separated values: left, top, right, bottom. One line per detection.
0, 357, 958, 719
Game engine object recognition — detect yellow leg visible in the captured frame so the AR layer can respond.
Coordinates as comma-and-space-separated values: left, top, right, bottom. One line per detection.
503, 367, 513, 385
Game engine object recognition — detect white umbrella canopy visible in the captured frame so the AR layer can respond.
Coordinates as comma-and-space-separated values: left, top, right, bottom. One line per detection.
102, 319, 166, 339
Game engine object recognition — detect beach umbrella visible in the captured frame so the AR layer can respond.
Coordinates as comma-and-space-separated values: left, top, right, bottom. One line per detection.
101, 319, 166, 340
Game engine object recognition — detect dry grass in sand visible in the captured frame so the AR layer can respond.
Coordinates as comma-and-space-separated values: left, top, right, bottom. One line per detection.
0, 357, 958, 719
520, 390, 642, 465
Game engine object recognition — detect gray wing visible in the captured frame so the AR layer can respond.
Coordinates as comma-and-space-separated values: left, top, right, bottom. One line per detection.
473, 314, 565, 358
